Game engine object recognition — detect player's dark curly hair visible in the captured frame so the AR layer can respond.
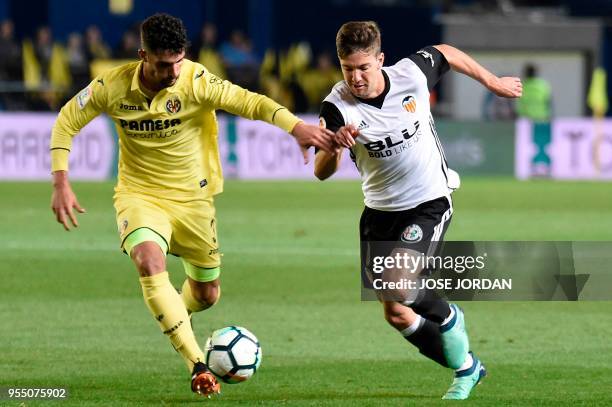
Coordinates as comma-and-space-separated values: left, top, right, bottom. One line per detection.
336, 21, 381, 59
140, 13, 189, 54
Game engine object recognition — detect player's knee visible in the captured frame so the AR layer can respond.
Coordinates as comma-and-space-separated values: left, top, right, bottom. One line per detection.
383, 302, 417, 330
131, 244, 165, 277
384, 309, 406, 329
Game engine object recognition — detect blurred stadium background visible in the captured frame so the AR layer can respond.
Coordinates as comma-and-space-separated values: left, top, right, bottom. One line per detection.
1, 0, 612, 405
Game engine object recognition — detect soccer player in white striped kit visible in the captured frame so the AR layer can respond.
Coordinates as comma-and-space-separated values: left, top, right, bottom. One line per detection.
315, 21, 522, 399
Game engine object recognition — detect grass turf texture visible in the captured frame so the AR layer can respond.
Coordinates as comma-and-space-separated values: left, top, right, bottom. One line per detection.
1, 178, 611, 406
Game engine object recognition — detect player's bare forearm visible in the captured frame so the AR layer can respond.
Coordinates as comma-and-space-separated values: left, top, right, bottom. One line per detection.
52, 170, 69, 187
314, 150, 343, 180
433, 44, 522, 98
51, 170, 85, 231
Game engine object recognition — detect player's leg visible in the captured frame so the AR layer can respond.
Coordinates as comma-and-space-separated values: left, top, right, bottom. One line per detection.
125, 229, 220, 396
392, 198, 470, 370
395, 197, 485, 400
383, 301, 448, 367
166, 197, 223, 396
168, 197, 222, 315
180, 260, 221, 314
114, 193, 219, 396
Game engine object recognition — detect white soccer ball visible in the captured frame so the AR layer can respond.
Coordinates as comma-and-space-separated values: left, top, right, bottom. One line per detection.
204, 326, 262, 384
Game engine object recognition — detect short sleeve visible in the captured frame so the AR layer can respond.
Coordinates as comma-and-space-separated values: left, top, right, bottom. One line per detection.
407, 46, 450, 91
319, 101, 345, 133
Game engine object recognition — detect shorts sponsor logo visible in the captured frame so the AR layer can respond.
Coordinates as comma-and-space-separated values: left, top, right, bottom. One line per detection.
401, 224, 423, 243
319, 116, 326, 129
165, 96, 181, 114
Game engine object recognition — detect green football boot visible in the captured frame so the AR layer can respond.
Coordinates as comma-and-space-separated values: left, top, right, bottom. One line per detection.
442, 352, 487, 400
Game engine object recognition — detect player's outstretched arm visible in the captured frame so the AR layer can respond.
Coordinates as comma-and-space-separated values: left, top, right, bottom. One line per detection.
433, 44, 522, 98
51, 170, 86, 231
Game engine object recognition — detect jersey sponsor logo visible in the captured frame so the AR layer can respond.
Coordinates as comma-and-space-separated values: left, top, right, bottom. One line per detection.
402, 96, 417, 113
119, 118, 181, 131
165, 96, 181, 114
417, 50, 434, 67
401, 224, 423, 243
363, 121, 422, 158
76, 86, 92, 110
195, 69, 205, 79
119, 102, 143, 111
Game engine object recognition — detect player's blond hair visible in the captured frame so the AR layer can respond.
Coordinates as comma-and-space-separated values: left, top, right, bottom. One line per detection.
336, 21, 381, 59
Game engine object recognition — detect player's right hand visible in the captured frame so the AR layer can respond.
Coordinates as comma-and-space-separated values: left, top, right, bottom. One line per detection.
334, 124, 359, 148
51, 178, 85, 231
291, 121, 337, 164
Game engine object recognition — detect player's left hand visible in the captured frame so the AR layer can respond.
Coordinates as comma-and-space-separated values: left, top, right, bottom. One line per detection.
489, 76, 523, 98
291, 122, 337, 164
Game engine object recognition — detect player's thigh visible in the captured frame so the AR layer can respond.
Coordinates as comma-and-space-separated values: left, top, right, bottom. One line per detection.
113, 192, 172, 255
170, 198, 221, 272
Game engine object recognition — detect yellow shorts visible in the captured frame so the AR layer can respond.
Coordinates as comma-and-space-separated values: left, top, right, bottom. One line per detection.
113, 191, 221, 269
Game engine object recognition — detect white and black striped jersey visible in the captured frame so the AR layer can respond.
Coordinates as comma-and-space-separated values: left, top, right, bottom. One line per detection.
320, 46, 460, 211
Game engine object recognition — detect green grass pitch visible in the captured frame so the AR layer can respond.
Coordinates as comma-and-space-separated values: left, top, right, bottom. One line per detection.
1, 178, 611, 405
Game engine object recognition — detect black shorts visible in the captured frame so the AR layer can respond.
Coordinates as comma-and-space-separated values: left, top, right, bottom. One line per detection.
360, 196, 453, 255
360, 197, 453, 291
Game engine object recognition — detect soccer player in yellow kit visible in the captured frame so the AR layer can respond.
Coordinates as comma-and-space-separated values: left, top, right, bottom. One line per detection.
49, 13, 335, 397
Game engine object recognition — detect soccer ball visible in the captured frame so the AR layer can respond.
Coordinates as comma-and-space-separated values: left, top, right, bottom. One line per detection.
204, 326, 262, 384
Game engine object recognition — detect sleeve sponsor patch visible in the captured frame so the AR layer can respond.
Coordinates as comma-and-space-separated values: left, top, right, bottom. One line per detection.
416, 50, 434, 67
76, 86, 93, 110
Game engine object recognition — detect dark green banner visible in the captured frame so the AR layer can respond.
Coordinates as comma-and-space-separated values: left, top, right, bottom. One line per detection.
436, 121, 515, 176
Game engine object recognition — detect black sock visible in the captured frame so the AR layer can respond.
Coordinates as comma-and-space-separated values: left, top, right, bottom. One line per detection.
408, 285, 451, 324
403, 318, 448, 368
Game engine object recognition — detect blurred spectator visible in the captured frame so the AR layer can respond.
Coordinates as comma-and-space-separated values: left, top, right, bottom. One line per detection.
220, 30, 259, 89
516, 64, 551, 121
517, 63, 552, 177
114, 29, 139, 59
220, 30, 258, 67
22, 25, 71, 110
300, 51, 342, 112
35, 26, 54, 82
195, 23, 226, 78
85, 25, 111, 61
0, 19, 22, 81
67, 32, 89, 90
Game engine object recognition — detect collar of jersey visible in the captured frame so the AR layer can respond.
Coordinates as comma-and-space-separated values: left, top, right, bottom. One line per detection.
130, 60, 181, 96
354, 69, 390, 109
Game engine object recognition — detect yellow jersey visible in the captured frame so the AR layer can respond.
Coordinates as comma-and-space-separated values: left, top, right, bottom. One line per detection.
51, 59, 301, 200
